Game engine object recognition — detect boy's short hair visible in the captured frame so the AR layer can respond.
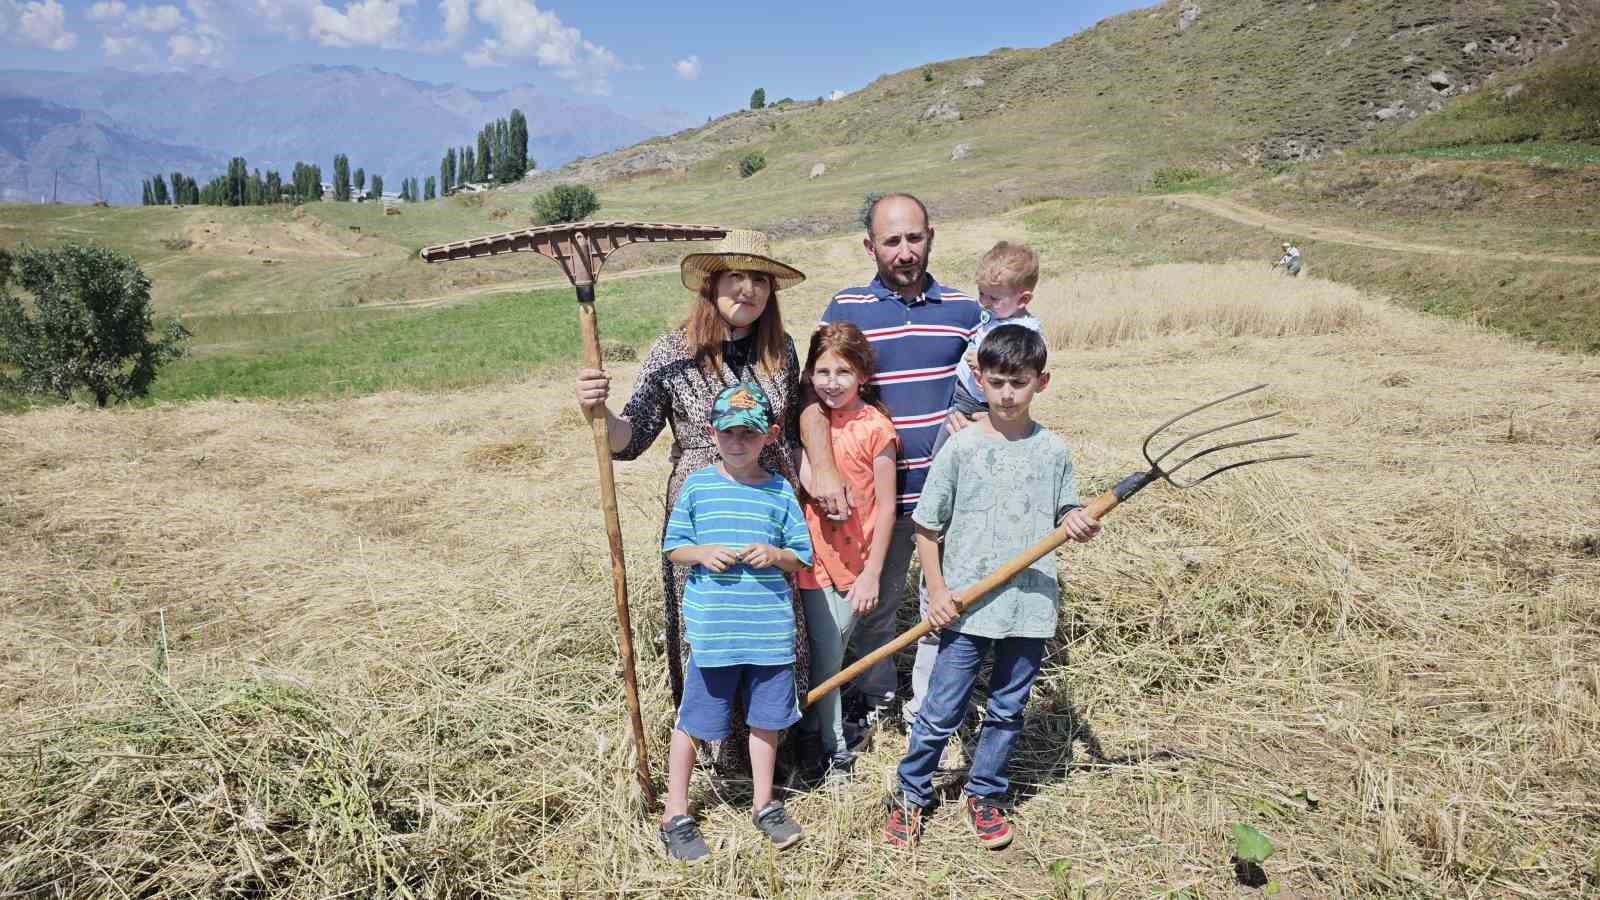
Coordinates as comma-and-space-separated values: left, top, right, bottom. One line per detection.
975, 240, 1040, 292
977, 324, 1048, 375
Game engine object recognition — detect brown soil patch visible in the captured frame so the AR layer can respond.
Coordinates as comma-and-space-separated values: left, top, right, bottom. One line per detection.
179, 219, 374, 260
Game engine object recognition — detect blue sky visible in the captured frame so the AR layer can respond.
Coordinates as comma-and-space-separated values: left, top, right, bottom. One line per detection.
2, 0, 1151, 123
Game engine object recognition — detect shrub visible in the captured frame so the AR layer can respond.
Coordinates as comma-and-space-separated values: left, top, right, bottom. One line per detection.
1148, 167, 1205, 192
858, 192, 886, 229
737, 152, 767, 178
0, 243, 189, 407
922, 67, 934, 83
530, 184, 601, 225
749, 88, 766, 110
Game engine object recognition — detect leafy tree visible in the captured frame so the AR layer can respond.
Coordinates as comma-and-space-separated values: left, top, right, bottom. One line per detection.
477, 129, 491, 182
354, 167, 365, 194
738, 151, 767, 177
460, 147, 475, 185
531, 183, 600, 225
370, 174, 383, 199
0, 243, 188, 408
333, 154, 351, 201
424, 176, 437, 201
441, 149, 455, 196
750, 88, 766, 110
151, 175, 170, 205
141, 180, 153, 206
509, 108, 529, 181
267, 170, 282, 203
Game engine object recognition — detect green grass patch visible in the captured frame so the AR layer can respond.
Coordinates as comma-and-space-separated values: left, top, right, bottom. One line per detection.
1144, 167, 1234, 195
1368, 143, 1600, 168
147, 274, 681, 403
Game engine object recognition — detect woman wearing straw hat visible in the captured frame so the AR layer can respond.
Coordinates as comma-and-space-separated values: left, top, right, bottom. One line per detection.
575, 230, 809, 777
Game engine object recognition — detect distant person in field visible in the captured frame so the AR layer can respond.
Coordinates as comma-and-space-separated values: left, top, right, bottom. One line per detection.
574, 231, 811, 779
658, 383, 813, 863
802, 193, 982, 741
1274, 240, 1302, 277
883, 324, 1101, 852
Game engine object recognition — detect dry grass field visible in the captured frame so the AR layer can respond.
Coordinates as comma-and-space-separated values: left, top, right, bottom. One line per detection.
3, 219, 1599, 896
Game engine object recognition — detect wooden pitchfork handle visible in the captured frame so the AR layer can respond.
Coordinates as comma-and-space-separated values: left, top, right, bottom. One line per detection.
802, 473, 1147, 709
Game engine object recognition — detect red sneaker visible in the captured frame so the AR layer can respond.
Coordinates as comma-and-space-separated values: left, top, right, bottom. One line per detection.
964, 796, 1013, 849
883, 802, 923, 849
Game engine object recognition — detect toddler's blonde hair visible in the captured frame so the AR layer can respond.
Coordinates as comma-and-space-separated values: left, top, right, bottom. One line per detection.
975, 240, 1040, 292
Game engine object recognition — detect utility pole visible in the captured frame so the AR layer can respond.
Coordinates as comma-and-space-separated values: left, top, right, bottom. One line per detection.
96, 157, 104, 203
52, 168, 59, 204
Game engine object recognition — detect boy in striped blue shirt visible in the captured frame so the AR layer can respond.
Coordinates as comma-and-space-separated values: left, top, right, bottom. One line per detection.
659, 382, 814, 863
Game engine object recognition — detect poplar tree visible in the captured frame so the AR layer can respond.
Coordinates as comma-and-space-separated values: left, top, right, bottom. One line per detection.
354, 168, 365, 195
370, 174, 383, 199
441, 149, 455, 196
460, 147, 475, 185
424, 176, 437, 201
509, 108, 529, 181
477, 128, 491, 181
333, 154, 351, 201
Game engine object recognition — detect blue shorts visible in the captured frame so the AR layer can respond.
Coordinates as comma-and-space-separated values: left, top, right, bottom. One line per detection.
677, 658, 802, 741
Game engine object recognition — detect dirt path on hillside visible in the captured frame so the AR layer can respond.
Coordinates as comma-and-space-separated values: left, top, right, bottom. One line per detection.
1172, 195, 1600, 265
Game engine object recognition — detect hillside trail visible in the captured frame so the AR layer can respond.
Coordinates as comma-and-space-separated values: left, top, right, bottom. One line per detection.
1171, 194, 1600, 266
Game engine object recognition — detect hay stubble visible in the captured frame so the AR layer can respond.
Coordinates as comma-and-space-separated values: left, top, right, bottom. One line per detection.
2, 237, 1597, 896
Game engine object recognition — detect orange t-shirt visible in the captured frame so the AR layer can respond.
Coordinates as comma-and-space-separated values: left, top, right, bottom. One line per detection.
798, 404, 899, 591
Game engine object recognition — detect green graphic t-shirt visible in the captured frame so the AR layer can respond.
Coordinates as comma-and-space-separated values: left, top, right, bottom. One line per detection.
911, 423, 1080, 639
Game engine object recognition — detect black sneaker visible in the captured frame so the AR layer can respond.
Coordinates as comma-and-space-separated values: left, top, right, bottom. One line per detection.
752, 801, 803, 850
821, 753, 857, 789
659, 815, 711, 864
845, 695, 897, 751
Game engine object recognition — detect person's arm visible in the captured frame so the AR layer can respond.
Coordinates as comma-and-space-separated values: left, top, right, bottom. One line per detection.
800, 394, 850, 519
1053, 445, 1101, 543
742, 486, 814, 573
842, 442, 899, 615
671, 545, 740, 572
917, 524, 960, 629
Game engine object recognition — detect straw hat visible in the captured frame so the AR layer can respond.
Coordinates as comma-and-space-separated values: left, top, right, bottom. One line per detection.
680, 229, 806, 293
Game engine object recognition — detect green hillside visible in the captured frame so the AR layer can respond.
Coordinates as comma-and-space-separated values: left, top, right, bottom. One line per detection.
1378, 23, 1600, 151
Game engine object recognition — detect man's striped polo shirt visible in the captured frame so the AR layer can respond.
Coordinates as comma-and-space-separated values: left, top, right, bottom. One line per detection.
819, 274, 981, 515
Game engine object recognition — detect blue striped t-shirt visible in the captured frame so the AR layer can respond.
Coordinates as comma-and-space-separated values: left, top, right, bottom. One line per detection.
663, 466, 814, 667
819, 274, 982, 515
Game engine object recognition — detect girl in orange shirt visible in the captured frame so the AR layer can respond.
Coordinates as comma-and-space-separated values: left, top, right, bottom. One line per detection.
796, 323, 899, 784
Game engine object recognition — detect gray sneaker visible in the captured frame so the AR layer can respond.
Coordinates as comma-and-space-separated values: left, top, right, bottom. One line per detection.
659, 815, 710, 864
752, 801, 803, 850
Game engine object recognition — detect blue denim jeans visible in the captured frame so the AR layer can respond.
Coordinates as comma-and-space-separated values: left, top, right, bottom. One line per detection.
896, 631, 1045, 809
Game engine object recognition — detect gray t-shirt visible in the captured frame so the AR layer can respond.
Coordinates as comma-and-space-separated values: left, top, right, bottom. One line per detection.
911, 423, 1080, 639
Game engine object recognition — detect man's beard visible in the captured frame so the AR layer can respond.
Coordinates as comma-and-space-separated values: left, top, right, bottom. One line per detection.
878, 261, 925, 290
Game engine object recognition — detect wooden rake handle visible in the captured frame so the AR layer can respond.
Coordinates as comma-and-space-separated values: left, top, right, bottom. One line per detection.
801, 472, 1151, 709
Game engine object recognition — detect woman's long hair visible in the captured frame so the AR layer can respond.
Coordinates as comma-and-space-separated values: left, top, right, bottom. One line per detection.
683, 271, 787, 376
802, 322, 891, 419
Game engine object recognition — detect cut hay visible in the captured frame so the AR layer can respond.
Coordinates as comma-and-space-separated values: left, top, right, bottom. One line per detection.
1042, 262, 1365, 349
2, 236, 1597, 896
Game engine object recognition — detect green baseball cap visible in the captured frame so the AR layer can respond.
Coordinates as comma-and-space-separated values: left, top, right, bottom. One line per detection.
710, 382, 774, 432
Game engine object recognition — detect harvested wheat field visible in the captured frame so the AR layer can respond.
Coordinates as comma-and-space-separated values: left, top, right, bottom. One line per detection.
2, 225, 1598, 897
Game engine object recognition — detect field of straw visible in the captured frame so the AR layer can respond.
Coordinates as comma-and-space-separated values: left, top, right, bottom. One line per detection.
2, 226, 1598, 897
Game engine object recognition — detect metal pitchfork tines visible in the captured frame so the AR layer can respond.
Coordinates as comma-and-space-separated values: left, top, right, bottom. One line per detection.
1108, 382, 1313, 503
803, 383, 1313, 709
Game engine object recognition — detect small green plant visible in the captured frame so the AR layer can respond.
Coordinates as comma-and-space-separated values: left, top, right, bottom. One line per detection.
749, 88, 766, 110
530, 183, 600, 225
859, 192, 887, 229
923, 67, 934, 83
1231, 823, 1275, 888
1148, 167, 1205, 191
737, 151, 767, 178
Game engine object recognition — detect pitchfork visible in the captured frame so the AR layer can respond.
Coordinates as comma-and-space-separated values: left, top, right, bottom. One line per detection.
803, 383, 1311, 708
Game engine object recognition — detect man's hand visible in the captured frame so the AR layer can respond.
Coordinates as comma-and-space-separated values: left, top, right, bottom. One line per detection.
925, 587, 961, 630
946, 410, 986, 434
845, 571, 881, 616
694, 546, 740, 572
575, 367, 611, 414
1060, 508, 1102, 543
809, 467, 852, 521
740, 543, 784, 569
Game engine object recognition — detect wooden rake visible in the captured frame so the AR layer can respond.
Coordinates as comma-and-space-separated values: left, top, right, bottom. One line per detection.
421, 222, 730, 807
803, 383, 1311, 708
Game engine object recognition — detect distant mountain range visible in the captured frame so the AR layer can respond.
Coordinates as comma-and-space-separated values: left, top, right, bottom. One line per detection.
0, 64, 665, 205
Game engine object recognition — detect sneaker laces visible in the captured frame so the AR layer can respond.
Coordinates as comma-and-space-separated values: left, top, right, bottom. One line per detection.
663, 816, 700, 842
969, 798, 1006, 828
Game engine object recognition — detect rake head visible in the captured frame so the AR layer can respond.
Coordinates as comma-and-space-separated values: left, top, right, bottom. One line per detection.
1141, 384, 1311, 489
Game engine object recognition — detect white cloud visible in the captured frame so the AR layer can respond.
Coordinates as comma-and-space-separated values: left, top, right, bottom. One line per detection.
672, 54, 700, 81
463, 0, 622, 94
167, 22, 221, 62
128, 3, 184, 31
8, 0, 78, 50
310, 0, 411, 47
88, 1, 127, 20
102, 32, 151, 55
439, 0, 466, 40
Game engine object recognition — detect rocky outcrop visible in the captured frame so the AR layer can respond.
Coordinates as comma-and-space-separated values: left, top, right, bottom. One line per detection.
922, 101, 961, 122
